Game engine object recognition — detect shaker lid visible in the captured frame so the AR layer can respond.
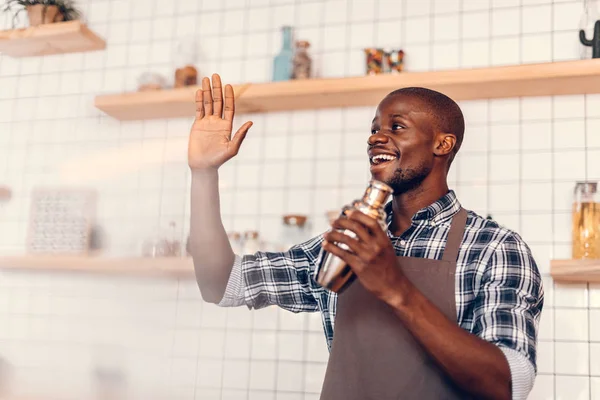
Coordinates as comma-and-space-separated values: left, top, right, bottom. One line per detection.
575, 181, 598, 193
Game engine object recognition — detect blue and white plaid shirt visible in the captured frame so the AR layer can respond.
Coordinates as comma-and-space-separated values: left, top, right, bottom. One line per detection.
219, 190, 544, 399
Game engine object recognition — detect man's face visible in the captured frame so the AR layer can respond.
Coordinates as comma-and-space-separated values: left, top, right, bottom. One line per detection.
368, 94, 436, 194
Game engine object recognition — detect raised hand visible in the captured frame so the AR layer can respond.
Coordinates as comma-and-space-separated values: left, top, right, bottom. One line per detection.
188, 74, 253, 170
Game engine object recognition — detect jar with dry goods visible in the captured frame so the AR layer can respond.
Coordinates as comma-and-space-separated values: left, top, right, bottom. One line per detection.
572, 181, 600, 259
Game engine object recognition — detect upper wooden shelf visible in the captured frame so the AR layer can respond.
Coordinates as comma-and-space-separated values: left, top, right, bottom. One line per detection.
551, 259, 600, 284
95, 59, 600, 121
0, 20, 106, 57
0, 255, 194, 279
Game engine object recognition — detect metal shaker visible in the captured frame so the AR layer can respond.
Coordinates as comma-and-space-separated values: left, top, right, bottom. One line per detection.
316, 180, 393, 293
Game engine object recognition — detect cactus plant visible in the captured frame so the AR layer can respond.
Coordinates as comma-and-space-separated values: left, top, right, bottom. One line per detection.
580, 20, 600, 59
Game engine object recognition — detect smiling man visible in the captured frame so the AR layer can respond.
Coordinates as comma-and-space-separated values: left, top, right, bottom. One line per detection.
188, 74, 544, 400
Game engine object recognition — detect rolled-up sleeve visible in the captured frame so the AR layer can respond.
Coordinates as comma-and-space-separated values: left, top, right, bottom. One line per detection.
219, 235, 324, 313
471, 232, 544, 399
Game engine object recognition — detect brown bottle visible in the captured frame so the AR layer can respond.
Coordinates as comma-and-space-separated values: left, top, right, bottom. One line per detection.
316, 180, 393, 293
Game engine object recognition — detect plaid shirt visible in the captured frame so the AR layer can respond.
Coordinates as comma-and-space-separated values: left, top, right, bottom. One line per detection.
220, 190, 544, 396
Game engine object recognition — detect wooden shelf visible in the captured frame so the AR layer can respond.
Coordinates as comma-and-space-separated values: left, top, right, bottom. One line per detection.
551, 259, 600, 283
95, 59, 600, 121
0, 20, 105, 57
0, 255, 194, 279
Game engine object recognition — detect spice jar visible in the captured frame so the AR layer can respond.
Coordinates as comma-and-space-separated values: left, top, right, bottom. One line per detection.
572, 181, 600, 259
292, 40, 312, 79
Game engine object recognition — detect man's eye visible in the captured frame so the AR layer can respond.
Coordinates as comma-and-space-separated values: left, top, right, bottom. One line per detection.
392, 124, 404, 130
371, 129, 379, 135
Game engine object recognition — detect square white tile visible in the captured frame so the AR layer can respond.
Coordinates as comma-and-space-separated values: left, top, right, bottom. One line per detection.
522, 5, 552, 34
490, 153, 520, 182
521, 121, 552, 151
521, 34, 553, 64
555, 376, 590, 400
461, 10, 490, 39
222, 360, 250, 389
491, 37, 520, 66
554, 283, 589, 308
249, 360, 276, 390
554, 308, 589, 341
521, 152, 552, 181
555, 342, 589, 375
461, 40, 490, 68
491, 8, 520, 36
277, 361, 304, 391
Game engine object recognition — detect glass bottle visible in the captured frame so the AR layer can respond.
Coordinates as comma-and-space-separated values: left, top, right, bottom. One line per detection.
316, 180, 393, 293
572, 182, 600, 259
579, 0, 600, 59
273, 26, 294, 82
292, 40, 312, 80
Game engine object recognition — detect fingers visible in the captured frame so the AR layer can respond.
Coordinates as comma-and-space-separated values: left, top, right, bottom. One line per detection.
323, 230, 367, 256
202, 77, 213, 116
230, 121, 253, 154
322, 240, 362, 270
194, 88, 204, 120
224, 84, 235, 122
212, 74, 223, 118
347, 210, 386, 237
331, 217, 372, 243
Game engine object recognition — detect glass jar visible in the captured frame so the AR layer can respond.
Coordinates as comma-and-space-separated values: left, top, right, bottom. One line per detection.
572, 181, 600, 259
292, 40, 312, 79
282, 214, 309, 250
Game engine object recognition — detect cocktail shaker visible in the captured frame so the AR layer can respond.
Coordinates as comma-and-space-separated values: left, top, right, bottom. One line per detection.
316, 180, 393, 293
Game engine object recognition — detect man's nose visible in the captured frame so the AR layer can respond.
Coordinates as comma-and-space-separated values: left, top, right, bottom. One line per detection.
367, 132, 390, 146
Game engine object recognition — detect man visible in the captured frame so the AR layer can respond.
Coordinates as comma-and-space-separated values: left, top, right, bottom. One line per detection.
188, 74, 543, 400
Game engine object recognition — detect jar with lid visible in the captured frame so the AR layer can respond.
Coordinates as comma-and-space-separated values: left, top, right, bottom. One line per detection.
292, 40, 312, 79
572, 181, 600, 259
282, 214, 309, 250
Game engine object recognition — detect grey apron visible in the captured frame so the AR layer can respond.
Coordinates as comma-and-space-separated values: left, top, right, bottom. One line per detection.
320, 208, 468, 400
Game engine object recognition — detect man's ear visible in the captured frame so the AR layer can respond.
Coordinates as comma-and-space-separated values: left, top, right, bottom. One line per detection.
433, 133, 456, 157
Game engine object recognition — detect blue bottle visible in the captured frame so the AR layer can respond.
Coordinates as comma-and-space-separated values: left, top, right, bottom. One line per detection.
273, 26, 293, 82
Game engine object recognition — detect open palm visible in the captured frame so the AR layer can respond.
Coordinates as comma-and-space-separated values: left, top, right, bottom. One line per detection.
188, 74, 253, 170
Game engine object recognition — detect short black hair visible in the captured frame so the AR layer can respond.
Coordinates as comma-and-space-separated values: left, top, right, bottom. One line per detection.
386, 87, 465, 160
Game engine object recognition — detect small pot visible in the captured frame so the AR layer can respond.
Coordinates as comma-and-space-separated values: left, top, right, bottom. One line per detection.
283, 214, 308, 228
27, 4, 63, 27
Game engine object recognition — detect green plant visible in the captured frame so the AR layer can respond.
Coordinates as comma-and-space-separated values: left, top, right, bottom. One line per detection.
2, 0, 80, 27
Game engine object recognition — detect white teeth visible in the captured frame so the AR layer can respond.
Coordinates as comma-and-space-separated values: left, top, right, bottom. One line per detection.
371, 154, 397, 164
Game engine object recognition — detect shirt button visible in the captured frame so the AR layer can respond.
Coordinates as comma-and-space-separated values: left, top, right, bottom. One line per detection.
400, 240, 406, 246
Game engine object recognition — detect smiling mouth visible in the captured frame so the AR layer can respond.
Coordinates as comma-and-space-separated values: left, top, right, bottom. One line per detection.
370, 154, 399, 166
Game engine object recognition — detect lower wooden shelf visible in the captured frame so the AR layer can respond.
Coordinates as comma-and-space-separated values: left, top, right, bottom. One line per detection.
0, 255, 195, 279
550, 259, 600, 283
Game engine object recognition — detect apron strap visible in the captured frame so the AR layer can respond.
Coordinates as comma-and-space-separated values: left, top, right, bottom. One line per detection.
441, 208, 468, 263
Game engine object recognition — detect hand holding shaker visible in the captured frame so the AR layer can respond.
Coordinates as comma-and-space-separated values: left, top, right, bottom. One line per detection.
316, 180, 393, 293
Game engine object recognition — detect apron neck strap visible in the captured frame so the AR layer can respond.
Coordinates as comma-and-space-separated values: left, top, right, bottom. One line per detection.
441, 208, 468, 263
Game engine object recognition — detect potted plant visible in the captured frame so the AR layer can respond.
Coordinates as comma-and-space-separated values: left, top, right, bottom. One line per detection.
2, 0, 80, 28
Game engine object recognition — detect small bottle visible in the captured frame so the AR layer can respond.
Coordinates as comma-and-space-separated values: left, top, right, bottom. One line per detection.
316, 180, 393, 293
228, 232, 243, 254
243, 231, 261, 254
292, 40, 312, 79
273, 26, 294, 81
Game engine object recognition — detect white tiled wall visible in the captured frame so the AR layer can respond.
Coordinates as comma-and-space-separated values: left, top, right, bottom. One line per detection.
1, 0, 600, 398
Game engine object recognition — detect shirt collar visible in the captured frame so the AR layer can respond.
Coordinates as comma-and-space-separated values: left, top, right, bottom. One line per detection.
384, 190, 462, 227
